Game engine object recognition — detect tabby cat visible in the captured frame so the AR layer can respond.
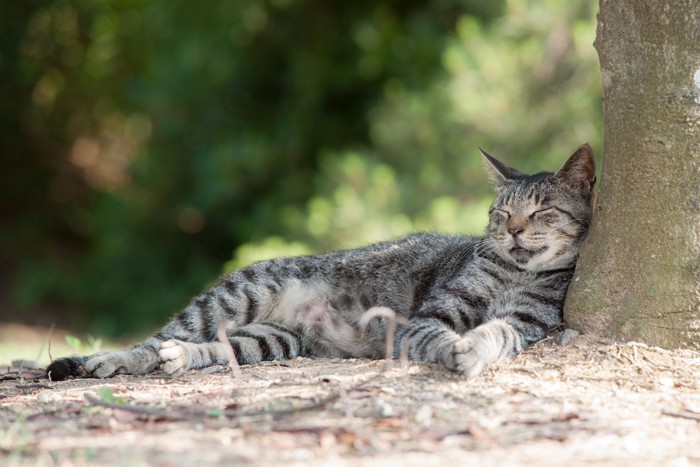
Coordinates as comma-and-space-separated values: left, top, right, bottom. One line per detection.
47, 145, 595, 381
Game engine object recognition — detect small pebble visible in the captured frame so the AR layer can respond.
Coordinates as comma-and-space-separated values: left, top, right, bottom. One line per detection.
37, 390, 62, 403
554, 328, 580, 346
414, 404, 433, 428
376, 398, 394, 417
658, 377, 675, 388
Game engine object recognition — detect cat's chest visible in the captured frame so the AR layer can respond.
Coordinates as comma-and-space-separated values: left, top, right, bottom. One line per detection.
448, 257, 536, 294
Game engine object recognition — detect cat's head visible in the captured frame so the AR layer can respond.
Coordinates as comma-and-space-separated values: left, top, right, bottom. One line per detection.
482, 145, 596, 271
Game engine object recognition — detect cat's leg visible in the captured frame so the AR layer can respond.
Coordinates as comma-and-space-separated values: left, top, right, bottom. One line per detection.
158, 322, 306, 375
47, 263, 292, 380
47, 338, 162, 381
397, 289, 489, 375
445, 300, 560, 377
404, 311, 557, 377
398, 316, 538, 377
401, 284, 559, 376
442, 290, 562, 375
396, 317, 462, 366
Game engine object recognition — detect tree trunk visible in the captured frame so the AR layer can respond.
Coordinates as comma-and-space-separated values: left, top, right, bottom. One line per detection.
564, 0, 700, 349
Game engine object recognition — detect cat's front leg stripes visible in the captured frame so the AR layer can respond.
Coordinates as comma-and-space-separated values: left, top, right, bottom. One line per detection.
440, 291, 562, 376
443, 319, 523, 377
400, 317, 526, 377
398, 318, 461, 364
399, 315, 538, 377
397, 317, 504, 377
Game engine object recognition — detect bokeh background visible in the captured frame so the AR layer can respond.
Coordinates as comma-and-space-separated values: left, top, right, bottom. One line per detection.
1, 0, 601, 339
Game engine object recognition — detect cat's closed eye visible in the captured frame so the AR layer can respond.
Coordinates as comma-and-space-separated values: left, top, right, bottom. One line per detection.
531, 208, 561, 226
489, 208, 510, 221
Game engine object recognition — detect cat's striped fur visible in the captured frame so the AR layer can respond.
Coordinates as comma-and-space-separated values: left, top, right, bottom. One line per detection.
47, 145, 595, 380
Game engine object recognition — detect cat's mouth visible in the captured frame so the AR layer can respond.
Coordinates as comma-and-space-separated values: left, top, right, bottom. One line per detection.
509, 245, 548, 264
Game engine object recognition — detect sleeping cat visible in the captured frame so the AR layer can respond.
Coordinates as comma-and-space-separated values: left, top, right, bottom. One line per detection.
47, 145, 595, 380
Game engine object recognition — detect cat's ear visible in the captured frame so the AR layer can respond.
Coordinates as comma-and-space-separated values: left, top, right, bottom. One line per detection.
555, 144, 596, 194
480, 148, 525, 188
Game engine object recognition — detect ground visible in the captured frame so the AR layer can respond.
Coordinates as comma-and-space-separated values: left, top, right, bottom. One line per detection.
2, 332, 700, 466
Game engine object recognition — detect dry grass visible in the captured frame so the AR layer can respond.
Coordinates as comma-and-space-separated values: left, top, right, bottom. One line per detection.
2, 331, 700, 466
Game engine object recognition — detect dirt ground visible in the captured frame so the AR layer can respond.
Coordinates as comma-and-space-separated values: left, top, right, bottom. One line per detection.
2, 333, 700, 466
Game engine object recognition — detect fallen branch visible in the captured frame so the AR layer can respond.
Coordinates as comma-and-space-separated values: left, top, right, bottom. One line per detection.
16, 383, 53, 391
662, 409, 700, 422
84, 373, 384, 423
84, 393, 201, 422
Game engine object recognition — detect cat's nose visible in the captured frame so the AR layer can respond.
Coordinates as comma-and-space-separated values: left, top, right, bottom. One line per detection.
508, 226, 525, 237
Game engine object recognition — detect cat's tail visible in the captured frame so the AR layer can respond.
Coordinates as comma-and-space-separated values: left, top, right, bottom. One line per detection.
46, 356, 90, 381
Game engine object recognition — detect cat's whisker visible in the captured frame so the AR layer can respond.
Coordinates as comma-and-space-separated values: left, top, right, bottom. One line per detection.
554, 217, 587, 231
552, 238, 577, 255
474, 238, 496, 257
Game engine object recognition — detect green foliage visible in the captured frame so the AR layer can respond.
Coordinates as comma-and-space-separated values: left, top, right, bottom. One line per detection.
65, 334, 103, 354
2, 0, 600, 337
97, 386, 125, 405
224, 236, 312, 273
230, 0, 602, 264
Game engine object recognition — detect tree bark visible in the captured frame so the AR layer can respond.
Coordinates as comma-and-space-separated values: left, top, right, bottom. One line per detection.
564, 0, 700, 349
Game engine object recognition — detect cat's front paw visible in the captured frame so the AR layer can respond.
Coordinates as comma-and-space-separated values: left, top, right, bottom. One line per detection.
442, 334, 488, 377
158, 340, 192, 375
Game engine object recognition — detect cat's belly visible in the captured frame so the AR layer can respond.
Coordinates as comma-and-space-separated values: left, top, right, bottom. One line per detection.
254, 279, 374, 358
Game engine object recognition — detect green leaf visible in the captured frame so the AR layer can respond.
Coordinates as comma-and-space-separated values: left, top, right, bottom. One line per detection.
97, 387, 125, 405
86, 335, 103, 353
65, 335, 83, 353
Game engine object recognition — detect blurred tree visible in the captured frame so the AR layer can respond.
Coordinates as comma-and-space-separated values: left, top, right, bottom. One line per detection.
263, 0, 603, 255
564, 0, 700, 349
1, 0, 600, 337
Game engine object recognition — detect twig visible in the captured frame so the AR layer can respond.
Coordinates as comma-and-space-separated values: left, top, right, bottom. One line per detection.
235, 373, 384, 419
1, 370, 48, 382
84, 393, 200, 421
16, 383, 53, 391
662, 410, 700, 422
37, 324, 55, 364
359, 307, 409, 370
217, 323, 242, 378
83, 373, 384, 423
48, 336, 53, 366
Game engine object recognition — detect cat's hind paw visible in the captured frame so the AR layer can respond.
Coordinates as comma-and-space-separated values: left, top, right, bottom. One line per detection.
46, 356, 89, 381
84, 352, 130, 378
158, 340, 192, 376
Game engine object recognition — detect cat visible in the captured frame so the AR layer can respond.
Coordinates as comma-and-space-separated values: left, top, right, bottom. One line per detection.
47, 145, 595, 381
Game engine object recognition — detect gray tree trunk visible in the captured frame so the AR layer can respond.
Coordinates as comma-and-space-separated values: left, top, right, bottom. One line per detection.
564, 0, 700, 349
